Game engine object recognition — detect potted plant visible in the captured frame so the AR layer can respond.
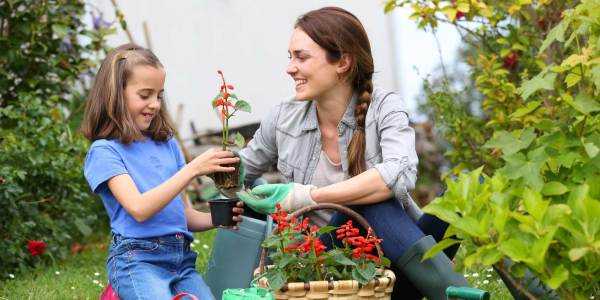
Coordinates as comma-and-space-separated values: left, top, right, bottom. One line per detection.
208, 70, 250, 227
210, 70, 251, 189
254, 203, 396, 299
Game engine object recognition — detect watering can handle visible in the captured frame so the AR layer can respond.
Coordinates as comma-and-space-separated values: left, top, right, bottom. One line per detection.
446, 286, 490, 300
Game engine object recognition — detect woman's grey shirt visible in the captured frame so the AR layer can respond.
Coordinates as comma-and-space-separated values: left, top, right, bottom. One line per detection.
239, 88, 423, 220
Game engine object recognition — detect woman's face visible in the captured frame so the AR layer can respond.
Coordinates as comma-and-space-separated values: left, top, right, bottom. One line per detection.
286, 28, 342, 101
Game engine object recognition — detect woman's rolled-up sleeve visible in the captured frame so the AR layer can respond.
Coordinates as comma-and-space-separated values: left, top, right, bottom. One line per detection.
372, 93, 418, 202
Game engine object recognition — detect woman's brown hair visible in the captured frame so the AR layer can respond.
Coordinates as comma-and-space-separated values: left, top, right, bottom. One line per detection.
80, 43, 174, 144
295, 7, 374, 177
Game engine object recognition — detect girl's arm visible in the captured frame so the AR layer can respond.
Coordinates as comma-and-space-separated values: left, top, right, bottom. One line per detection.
108, 148, 239, 222
182, 192, 213, 231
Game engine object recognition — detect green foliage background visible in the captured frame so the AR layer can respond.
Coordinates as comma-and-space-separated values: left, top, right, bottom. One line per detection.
386, 0, 599, 298
0, 0, 113, 275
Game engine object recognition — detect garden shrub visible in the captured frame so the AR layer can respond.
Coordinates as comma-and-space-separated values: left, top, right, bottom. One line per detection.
386, 0, 599, 298
0, 0, 113, 275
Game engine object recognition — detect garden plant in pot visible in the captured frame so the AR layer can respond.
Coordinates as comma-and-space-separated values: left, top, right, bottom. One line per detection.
208, 70, 251, 227
254, 203, 396, 299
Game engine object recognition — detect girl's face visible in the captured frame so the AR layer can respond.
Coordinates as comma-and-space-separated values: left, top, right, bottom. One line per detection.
286, 28, 344, 101
124, 65, 165, 132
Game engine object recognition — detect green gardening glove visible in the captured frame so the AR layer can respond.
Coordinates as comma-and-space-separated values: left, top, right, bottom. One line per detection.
237, 183, 316, 214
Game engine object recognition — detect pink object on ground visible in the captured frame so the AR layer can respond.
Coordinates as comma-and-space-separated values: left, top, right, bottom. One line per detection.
100, 284, 199, 300
99, 284, 119, 300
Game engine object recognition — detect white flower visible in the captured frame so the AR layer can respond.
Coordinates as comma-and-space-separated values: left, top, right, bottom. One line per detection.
99, 283, 104, 288
93, 279, 99, 284
464, 274, 470, 277
8, 274, 15, 279
472, 273, 479, 277
94, 272, 100, 276
483, 280, 489, 284
590, 297, 594, 300
71, 286, 75, 290
55, 271, 60, 275
487, 274, 492, 278
487, 268, 493, 272
202, 244, 209, 249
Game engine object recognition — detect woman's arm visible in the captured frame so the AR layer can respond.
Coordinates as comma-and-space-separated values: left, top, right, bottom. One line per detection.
313, 94, 418, 206
108, 148, 239, 222
311, 168, 392, 205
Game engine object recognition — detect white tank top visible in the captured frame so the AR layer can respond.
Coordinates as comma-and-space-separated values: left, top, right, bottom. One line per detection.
307, 151, 349, 227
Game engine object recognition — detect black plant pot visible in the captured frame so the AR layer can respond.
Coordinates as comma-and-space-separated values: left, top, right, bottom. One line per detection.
208, 198, 238, 227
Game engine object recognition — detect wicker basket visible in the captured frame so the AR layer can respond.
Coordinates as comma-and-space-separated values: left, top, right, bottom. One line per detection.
254, 203, 396, 300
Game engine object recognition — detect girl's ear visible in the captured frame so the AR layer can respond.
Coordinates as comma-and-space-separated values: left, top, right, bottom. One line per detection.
336, 53, 352, 75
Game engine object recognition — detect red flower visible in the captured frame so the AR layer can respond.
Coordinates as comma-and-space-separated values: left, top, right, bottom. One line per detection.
298, 235, 326, 256
455, 11, 465, 20
294, 217, 310, 232
27, 240, 47, 256
227, 84, 234, 90
503, 52, 519, 70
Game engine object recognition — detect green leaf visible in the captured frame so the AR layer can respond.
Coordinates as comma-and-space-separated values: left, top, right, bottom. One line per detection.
264, 270, 286, 290
568, 247, 589, 261
317, 225, 336, 235
583, 141, 599, 158
540, 19, 571, 53
333, 252, 357, 266
233, 132, 245, 149
74, 218, 92, 236
546, 264, 569, 289
564, 73, 581, 88
422, 238, 460, 261
571, 93, 600, 115
234, 100, 251, 113
51, 24, 69, 38
523, 188, 549, 221
483, 128, 536, 156
509, 101, 541, 120
518, 72, 556, 100
542, 181, 569, 196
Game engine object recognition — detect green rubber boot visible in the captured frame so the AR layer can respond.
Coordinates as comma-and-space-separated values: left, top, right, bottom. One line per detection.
397, 235, 470, 300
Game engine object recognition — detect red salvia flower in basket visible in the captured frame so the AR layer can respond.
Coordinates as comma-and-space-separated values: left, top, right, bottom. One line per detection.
27, 240, 47, 256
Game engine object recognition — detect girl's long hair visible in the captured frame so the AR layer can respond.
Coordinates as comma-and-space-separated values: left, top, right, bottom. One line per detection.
81, 43, 174, 144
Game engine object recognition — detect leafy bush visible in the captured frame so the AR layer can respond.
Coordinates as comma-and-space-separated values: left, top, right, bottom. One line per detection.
0, 0, 113, 275
386, 0, 599, 298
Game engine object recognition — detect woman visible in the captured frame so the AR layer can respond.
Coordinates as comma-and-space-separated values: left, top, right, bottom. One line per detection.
235, 7, 468, 299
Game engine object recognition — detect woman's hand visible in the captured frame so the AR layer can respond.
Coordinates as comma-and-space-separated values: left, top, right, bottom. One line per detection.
188, 148, 239, 177
237, 183, 316, 214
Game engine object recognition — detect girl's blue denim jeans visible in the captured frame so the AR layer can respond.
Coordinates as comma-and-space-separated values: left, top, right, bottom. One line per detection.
107, 233, 214, 300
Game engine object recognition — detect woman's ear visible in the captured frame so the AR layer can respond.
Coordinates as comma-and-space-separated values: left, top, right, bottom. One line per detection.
336, 53, 352, 75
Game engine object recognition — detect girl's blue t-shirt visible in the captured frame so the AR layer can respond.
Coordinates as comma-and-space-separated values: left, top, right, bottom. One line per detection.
84, 137, 192, 239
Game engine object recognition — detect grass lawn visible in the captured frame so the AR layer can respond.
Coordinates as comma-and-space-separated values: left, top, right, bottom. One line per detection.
1, 229, 512, 299
0, 230, 216, 300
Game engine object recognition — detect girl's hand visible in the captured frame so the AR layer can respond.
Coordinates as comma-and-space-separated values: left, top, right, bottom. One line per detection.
230, 201, 244, 230
189, 148, 239, 176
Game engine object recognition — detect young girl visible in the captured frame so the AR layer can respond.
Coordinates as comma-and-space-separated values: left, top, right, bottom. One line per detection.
81, 43, 241, 299
235, 7, 468, 300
